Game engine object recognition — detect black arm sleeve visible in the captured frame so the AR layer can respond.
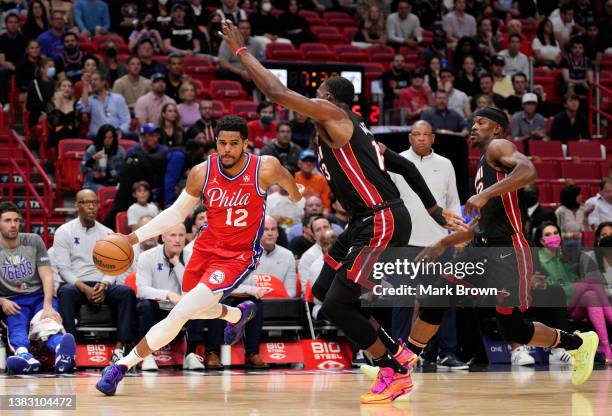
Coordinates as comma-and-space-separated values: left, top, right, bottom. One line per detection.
383, 147, 437, 210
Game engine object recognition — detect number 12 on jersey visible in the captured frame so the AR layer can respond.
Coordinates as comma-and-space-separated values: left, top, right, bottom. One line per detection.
225, 208, 248, 227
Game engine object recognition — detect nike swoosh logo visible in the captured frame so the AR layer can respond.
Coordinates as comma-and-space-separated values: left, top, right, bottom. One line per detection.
499, 253, 513, 259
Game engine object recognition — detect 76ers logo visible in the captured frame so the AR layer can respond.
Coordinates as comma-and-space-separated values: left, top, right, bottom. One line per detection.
209, 270, 225, 285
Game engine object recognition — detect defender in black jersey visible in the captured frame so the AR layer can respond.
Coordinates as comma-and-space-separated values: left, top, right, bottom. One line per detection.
404, 107, 598, 386
220, 21, 467, 403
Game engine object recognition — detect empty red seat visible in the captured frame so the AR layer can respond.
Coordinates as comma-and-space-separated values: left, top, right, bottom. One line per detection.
537, 182, 554, 204
333, 44, 362, 55
338, 51, 370, 63
343, 27, 359, 43
529, 140, 565, 160
212, 100, 228, 119
265, 43, 297, 59
312, 26, 340, 36
56, 139, 93, 192
560, 161, 601, 183
115, 211, 129, 234
299, 10, 324, 25
303, 50, 336, 62
300, 43, 330, 54
317, 33, 345, 45
367, 45, 395, 63
96, 186, 117, 221
210, 80, 248, 99
118, 139, 137, 152
323, 11, 351, 20
230, 100, 259, 121
267, 49, 302, 60
325, 17, 354, 27
567, 141, 604, 160
533, 160, 561, 180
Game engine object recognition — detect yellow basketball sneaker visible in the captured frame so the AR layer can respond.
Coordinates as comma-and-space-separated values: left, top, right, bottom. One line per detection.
571, 331, 599, 386
360, 343, 418, 381
360, 367, 413, 404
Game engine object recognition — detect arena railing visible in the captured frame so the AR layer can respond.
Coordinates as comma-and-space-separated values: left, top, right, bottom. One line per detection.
8, 130, 53, 245
588, 69, 612, 139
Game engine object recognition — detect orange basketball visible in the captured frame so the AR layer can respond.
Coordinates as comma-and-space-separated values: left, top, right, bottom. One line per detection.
92, 234, 134, 276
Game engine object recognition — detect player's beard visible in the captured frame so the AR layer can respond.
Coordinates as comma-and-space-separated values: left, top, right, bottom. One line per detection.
0, 229, 18, 241
220, 153, 242, 169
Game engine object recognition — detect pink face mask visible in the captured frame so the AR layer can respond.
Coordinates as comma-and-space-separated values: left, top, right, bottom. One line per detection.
543, 234, 562, 248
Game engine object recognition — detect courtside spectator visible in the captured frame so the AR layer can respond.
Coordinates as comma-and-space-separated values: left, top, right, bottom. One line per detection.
510, 93, 547, 142
37, 11, 66, 60
505, 72, 529, 115
442, 0, 477, 47
477, 18, 502, 64
98, 40, 127, 86
473, 72, 506, 110
454, 55, 480, 99
386, 1, 422, 48
25, 57, 55, 128
186, 99, 216, 143
278, 0, 315, 46
218, 20, 263, 88
253, 216, 297, 297
16, 40, 42, 93
138, 39, 167, 79
524, 183, 557, 240
289, 112, 315, 149
532, 19, 562, 69
177, 82, 200, 131
23, 1, 49, 40
440, 68, 470, 118
499, 34, 529, 80
0, 13, 28, 108
260, 122, 302, 175
135, 73, 176, 125
499, 19, 532, 58
55, 32, 93, 83
381, 54, 411, 113
74, 0, 110, 36
81, 124, 126, 191
135, 223, 207, 371
552, 4, 576, 48
551, 93, 591, 143
266, 185, 305, 230
158, 102, 184, 147
248, 100, 277, 150
585, 178, 612, 230
216, 0, 248, 24
491, 55, 513, 98
112, 56, 152, 109
298, 216, 332, 291
127, 181, 160, 231
164, 140, 208, 205
560, 38, 593, 97
164, 54, 187, 103
129, 16, 164, 55
53, 189, 136, 365
421, 91, 468, 136
353, 5, 386, 48
398, 68, 432, 123
249, 0, 291, 46
163, 4, 200, 56
48, 79, 79, 149
78, 71, 130, 138
295, 150, 331, 211
556, 185, 591, 247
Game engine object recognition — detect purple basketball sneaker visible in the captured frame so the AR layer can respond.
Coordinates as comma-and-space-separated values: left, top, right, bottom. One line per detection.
224, 301, 256, 345
96, 364, 128, 396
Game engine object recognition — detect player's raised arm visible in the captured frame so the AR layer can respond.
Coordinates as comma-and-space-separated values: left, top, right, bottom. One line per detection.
127, 162, 207, 245
219, 20, 353, 147
379, 143, 467, 232
465, 139, 537, 218
258, 155, 304, 203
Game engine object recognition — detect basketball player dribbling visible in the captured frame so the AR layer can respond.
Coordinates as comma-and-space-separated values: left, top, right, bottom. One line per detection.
218, 21, 468, 403
361, 107, 599, 386
96, 116, 305, 395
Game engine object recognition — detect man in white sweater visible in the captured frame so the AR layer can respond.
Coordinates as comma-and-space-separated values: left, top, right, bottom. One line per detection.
388, 120, 468, 370
386, 0, 423, 48
53, 189, 136, 364
135, 223, 208, 371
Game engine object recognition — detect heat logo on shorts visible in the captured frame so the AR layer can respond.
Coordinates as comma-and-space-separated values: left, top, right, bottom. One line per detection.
209, 270, 225, 284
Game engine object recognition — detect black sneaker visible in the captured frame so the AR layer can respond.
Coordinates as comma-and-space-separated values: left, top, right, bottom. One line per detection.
436, 353, 469, 371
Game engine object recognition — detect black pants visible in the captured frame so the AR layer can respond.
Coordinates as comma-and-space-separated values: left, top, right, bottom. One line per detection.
57, 282, 136, 342
392, 306, 459, 357
313, 204, 412, 350
0, 68, 13, 104
136, 299, 208, 345
206, 297, 264, 356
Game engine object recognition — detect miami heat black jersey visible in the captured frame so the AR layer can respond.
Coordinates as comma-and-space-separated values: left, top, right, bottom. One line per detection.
316, 111, 400, 214
473, 155, 528, 242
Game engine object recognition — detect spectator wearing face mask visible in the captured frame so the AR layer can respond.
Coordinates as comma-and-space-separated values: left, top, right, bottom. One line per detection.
247, 101, 277, 150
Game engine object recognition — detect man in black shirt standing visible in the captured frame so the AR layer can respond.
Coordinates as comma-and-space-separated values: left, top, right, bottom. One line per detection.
381, 54, 411, 113
164, 54, 186, 103
55, 32, 93, 83
0, 13, 28, 107
163, 3, 201, 56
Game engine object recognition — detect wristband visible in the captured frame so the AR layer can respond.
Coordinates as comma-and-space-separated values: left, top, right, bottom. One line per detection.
235, 46, 247, 56
429, 206, 448, 226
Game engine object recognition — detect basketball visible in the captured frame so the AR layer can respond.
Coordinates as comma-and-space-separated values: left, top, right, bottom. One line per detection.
92, 234, 134, 276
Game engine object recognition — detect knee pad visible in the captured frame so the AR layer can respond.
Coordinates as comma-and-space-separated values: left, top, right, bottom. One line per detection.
419, 307, 446, 325
496, 309, 535, 344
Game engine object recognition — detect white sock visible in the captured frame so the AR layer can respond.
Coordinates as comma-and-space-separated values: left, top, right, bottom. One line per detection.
192, 303, 241, 323
223, 305, 242, 324
15, 347, 28, 355
116, 348, 143, 369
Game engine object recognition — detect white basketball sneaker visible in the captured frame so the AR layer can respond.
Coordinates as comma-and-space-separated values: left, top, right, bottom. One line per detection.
511, 346, 535, 366
183, 353, 205, 370
549, 348, 573, 365
141, 355, 158, 371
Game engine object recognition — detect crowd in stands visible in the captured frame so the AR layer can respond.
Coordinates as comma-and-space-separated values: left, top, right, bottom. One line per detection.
1, 0, 612, 373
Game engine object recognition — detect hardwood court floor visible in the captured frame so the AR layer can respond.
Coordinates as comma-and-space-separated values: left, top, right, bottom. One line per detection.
0, 366, 610, 416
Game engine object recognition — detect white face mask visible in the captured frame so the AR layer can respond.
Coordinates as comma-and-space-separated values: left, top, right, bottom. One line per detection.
261, 2, 272, 12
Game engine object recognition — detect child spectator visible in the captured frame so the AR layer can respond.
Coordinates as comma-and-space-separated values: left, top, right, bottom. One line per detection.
127, 181, 160, 231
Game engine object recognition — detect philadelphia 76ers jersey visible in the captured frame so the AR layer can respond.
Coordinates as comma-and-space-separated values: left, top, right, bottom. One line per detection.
194, 153, 267, 253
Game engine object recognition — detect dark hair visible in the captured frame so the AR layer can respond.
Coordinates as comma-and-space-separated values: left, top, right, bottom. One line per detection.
193, 205, 208, 218
454, 36, 480, 70
440, 67, 453, 77
560, 4, 573, 14
26, 0, 49, 30
479, 72, 494, 82
536, 18, 557, 47
257, 100, 273, 114
595, 221, 612, 241
277, 121, 292, 132
0, 201, 20, 217
534, 221, 561, 247
301, 212, 320, 226
215, 115, 248, 140
600, 177, 612, 190
62, 31, 78, 43
412, 67, 427, 79
132, 180, 151, 193
168, 53, 183, 61
564, 92, 579, 103
309, 215, 329, 231
35, 56, 53, 79
94, 124, 119, 155
511, 72, 527, 84
559, 184, 581, 210
570, 37, 584, 48
184, 139, 206, 153
323, 76, 355, 106
4, 12, 18, 24
127, 55, 141, 65
137, 38, 155, 49
508, 33, 522, 43
594, 221, 612, 272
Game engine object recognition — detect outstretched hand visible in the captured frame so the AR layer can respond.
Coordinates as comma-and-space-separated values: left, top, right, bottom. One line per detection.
218, 19, 245, 55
